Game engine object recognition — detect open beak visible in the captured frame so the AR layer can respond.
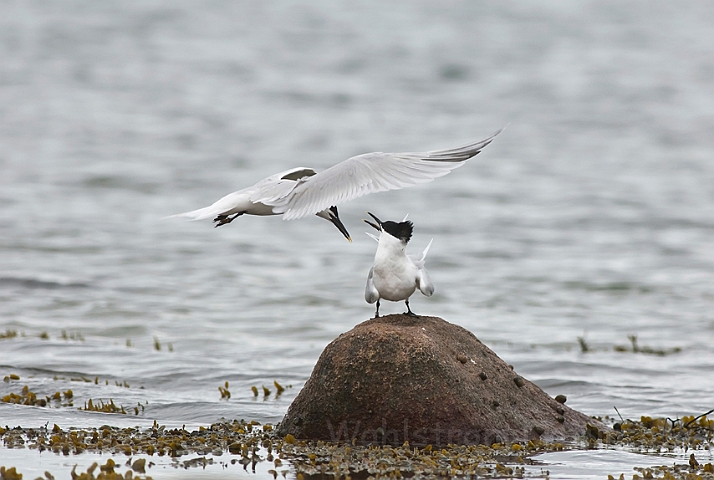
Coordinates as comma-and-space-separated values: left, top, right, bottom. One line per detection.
363, 212, 382, 232
329, 206, 352, 242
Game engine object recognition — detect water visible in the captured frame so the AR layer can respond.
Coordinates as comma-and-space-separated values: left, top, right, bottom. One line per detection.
1, 0, 714, 477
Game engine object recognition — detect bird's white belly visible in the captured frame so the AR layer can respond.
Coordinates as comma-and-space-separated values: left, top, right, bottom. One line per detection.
245, 202, 277, 216
212, 191, 278, 217
373, 265, 417, 302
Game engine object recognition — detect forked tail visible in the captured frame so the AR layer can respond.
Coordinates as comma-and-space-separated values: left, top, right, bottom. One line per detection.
409, 238, 433, 267
164, 205, 223, 222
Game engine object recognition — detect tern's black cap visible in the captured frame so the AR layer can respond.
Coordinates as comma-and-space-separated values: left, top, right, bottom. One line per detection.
382, 220, 413, 244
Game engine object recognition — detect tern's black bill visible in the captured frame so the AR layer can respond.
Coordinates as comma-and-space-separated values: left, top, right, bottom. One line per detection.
363, 219, 380, 231
363, 212, 382, 231
367, 212, 383, 226
364, 212, 413, 243
329, 207, 352, 242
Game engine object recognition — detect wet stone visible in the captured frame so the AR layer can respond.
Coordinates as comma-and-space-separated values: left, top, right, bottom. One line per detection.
278, 314, 605, 446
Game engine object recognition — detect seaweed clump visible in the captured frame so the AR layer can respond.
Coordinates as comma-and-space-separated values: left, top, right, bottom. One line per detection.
628, 459, 714, 480
0, 329, 18, 339
79, 399, 127, 415
604, 414, 714, 480
603, 414, 714, 452
0, 415, 713, 479
1, 385, 144, 414
0, 459, 154, 480
0, 419, 563, 477
613, 335, 682, 356
1, 386, 73, 408
278, 436, 560, 478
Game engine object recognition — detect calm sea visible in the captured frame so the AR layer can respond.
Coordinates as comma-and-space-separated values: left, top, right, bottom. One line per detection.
1, 1, 713, 477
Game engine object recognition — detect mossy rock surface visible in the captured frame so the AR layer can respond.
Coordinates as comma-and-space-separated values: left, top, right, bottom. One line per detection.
279, 314, 605, 446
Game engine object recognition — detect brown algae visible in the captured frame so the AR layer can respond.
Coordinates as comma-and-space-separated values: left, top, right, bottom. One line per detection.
0, 420, 551, 478
249, 382, 291, 400
1, 385, 149, 415
1, 386, 73, 408
613, 335, 682, 356
2, 459, 155, 480
218, 382, 231, 399
1, 414, 712, 479
0, 329, 19, 339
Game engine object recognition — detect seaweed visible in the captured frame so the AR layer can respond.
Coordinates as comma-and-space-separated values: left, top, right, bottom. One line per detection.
2, 401, 712, 479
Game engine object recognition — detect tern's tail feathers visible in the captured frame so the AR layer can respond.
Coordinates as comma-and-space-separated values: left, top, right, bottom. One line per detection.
409, 238, 433, 267
422, 238, 433, 259
166, 191, 252, 222
165, 205, 223, 221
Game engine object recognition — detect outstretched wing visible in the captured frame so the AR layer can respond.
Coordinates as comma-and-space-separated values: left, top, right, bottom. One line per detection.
271, 130, 502, 220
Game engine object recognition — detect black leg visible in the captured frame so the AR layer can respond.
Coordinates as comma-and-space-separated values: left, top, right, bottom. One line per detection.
214, 212, 244, 227
375, 300, 380, 318
405, 299, 417, 317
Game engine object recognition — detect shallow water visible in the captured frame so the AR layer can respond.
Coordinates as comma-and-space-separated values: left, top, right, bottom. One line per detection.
2, 0, 714, 477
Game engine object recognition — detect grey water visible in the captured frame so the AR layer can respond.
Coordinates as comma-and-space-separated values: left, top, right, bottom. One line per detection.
1, 0, 714, 478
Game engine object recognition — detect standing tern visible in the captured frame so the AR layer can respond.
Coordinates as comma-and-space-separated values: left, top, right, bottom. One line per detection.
169, 130, 501, 240
364, 212, 434, 317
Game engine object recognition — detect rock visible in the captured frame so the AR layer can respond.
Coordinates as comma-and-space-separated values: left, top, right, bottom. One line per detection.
278, 314, 606, 446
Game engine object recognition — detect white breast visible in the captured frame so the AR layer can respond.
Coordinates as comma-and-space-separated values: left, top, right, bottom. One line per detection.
371, 237, 419, 302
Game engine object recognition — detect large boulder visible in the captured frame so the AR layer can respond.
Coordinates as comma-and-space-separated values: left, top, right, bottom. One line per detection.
278, 314, 605, 446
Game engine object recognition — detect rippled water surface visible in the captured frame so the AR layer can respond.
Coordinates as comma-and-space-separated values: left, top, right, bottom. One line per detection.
2, 1, 714, 477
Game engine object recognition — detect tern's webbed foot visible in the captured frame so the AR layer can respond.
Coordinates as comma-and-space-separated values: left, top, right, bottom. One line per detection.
214, 212, 244, 227
404, 300, 418, 317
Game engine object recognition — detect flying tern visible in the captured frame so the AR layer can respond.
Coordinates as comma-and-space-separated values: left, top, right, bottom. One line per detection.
169, 130, 501, 240
364, 212, 434, 317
